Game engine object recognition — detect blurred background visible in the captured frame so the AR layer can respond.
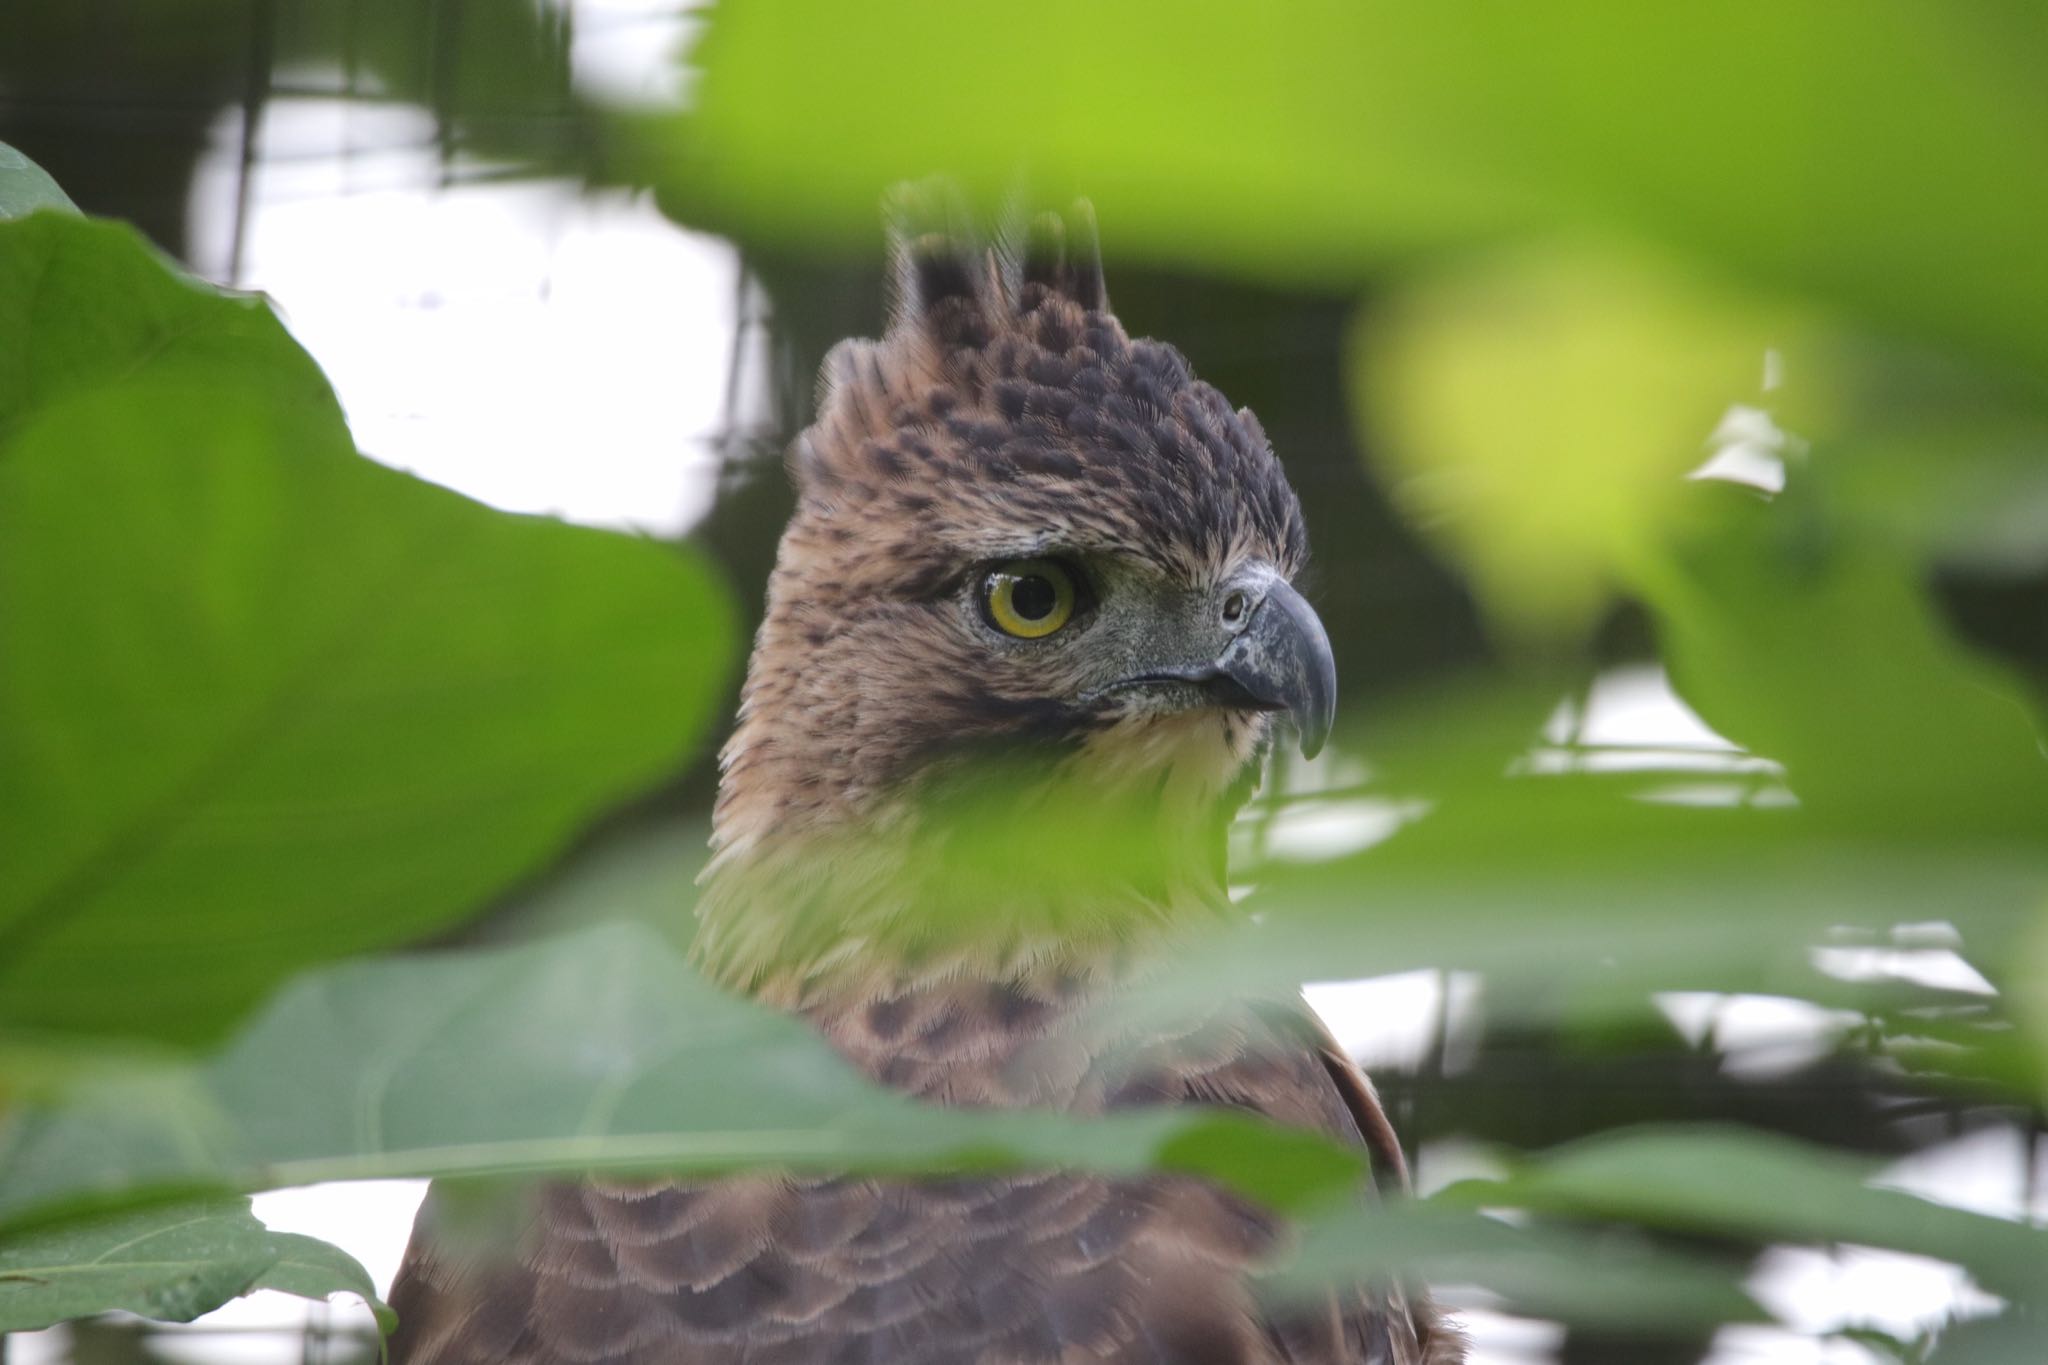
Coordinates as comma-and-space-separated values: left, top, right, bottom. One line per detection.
4, 2, 2046, 1363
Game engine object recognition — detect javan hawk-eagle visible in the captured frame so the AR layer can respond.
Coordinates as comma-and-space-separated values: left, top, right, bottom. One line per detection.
388, 192, 1463, 1364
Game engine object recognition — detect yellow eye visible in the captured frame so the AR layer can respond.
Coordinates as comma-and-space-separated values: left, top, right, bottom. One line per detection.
983, 558, 1078, 639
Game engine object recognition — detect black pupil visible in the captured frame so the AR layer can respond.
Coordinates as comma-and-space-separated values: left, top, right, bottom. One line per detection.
1010, 574, 1058, 621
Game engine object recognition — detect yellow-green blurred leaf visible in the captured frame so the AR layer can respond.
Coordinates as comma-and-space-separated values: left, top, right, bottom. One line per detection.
659, 1, 2048, 383
1354, 242, 1808, 636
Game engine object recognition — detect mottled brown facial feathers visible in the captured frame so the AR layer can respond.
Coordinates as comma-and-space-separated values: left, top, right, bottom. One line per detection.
698, 197, 1329, 987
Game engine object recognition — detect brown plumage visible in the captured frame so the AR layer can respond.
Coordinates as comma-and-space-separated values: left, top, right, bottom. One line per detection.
388, 189, 1464, 1364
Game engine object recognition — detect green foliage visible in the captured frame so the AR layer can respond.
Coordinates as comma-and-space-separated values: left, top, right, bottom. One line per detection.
0, 925, 1360, 1230
1461, 1128, 2048, 1303
0, 214, 336, 441
12, 920, 2036, 1337
0, 1196, 387, 1335
0, 206, 734, 1048
1351, 242, 1804, 636
1274, 1201, 1766, 1332
1642, 481, 2048, 839
658, 0, 2048, 383
642, 7, 2048, 1352
0, 143, 734, 1332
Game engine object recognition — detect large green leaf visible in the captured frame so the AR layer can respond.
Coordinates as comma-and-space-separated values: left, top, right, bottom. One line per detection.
0, 215, 336, 446
0, 213, 736, 1046
0, 141, 76, 221
0, 925, 1362, 1231
658, 2, 2048, 382
0, 1194, 386, 1334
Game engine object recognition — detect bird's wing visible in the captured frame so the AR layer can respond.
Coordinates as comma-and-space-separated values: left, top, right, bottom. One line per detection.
387, 983, 1463, 1364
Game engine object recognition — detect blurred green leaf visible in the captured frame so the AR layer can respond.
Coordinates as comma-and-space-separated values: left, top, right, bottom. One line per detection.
0, 215, 336, 446
1271, 1200, 1761, 1331
454, 817, 713, 947
0, 213, 736, 1047
1636, 479, 2048, 839
650, 2, 1535, 275
1810, 341, 2048, 570
664, 2, 2048, 382
0, 925, 1362, 1231
1156, 780, 2043, 1040
0, 141, 76, 221
0, 1194, 387, 1334
1353, 241, 1809, 635
2020, 912, 2048, 1107
1927, 1310, 2045, 1364
1452, 1125, 2048, 1302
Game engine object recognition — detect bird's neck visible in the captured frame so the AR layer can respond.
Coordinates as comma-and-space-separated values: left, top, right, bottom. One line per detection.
692, 726, 1252, 1006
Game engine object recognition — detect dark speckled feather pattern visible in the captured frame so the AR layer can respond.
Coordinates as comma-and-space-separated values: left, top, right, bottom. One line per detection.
387, 195, 1464, 1364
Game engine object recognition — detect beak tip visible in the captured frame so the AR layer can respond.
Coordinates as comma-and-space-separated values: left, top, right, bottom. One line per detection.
1215, 577, 1338, 765
1295, 647, 1336, 762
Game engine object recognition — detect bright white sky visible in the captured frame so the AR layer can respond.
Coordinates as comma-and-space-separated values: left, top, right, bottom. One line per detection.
190, 104, 742, 537
10, 5, 2024, 1359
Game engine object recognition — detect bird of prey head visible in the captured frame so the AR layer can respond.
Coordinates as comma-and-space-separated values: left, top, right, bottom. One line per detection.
391, 191, 1464, 1365
700, 190, 1336, 993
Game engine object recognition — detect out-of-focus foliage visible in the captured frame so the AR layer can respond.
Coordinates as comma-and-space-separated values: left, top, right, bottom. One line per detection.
1274, 1195, 1765, 1334
655, 1, 2048, 383
2, 1, 2047, 1359
10, 884, 2042, 1340
0, 924, 1360, 1231
1351, 243, 1816, 636
0, 1196, 388, 1335
1450, 1128, 2046, 1304
1641, 484, 2048, 839
643, 4, 2048, 1354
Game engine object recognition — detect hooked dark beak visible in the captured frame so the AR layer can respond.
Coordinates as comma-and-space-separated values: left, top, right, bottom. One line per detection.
1209, 579, 1337, 759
